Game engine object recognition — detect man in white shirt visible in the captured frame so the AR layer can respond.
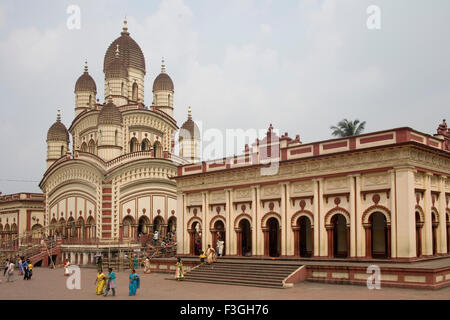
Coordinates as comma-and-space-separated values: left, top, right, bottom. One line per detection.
7, 261, 14, 282
153, 230, 159, 245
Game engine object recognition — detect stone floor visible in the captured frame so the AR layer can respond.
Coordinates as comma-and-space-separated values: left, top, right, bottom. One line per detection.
0, 267, 450, 300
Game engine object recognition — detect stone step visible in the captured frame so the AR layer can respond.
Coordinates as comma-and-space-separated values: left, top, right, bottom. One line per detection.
189, 268, 293, 278
182, 277, 285, 289
184, 273, 287, 281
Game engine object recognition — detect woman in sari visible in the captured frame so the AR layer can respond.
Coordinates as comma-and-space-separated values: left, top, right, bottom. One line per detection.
175, 257, 184, 281
95, 269, 106, 295
64, 260, 71, 276
128, 269, 140, 296
144, 257, 151, 274
104, 268, 116, 297
206, 245, 217, 265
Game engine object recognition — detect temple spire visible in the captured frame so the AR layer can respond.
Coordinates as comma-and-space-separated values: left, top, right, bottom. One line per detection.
122, 16, 129, 35
161, 57, 166, 73
84, 59, 88, 73
56, 109, 61, 122
188, 106, 192, 120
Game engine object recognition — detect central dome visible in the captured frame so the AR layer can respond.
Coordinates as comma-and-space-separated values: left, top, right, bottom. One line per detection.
103, 21, 146, 75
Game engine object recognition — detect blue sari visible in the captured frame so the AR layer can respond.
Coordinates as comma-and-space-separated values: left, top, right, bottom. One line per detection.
128, 272, 140, 296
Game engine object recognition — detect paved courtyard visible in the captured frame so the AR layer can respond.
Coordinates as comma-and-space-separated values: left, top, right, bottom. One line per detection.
0, 267, 449, 300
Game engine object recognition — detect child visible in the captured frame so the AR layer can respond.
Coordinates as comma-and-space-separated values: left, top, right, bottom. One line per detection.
199, 251, 206, 263
27, 260, 33, 279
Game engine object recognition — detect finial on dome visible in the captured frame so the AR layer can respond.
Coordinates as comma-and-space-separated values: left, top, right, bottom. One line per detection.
122, 16, 129, 34
108, 84, 113, 103
84, 59, 88, 73
161, 57, 166, 73
188, 106, 192, 120
115, 44, 120, 58
57, 109, 61, 122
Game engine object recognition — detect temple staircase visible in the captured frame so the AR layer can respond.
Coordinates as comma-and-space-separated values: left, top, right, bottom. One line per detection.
183, 260, 304, 289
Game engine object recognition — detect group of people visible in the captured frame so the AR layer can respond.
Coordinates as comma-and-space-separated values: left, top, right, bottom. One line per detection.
2, 257, 33, 283
94, 268, 140, 297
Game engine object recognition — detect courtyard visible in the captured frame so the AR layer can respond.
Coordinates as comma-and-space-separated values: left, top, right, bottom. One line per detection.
0, 267, 449, 300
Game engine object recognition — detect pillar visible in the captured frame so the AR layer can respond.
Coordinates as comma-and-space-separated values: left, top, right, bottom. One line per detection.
263, 228, 269, 256
438, 176, 447, 254
280, 183, 287, 256
389, 169, 397, 258
326, 226, 333, 258
225, 189, 232, 256
256, 186, 263, 256
349, 175, 356, 257
251, 186, 257, 256
312, 179, 320, 257
423, 173, 433, 256
293, 226, 300, 256
364, 224, 371, 258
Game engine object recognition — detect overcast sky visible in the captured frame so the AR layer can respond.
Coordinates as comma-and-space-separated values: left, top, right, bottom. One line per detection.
0, 0, 449, 194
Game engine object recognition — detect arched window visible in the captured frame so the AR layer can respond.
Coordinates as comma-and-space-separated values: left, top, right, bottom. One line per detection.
88, 139, 96, 154
129, 137, 139, 153
60, 145, 65, 156
89, 94, 92, 107
121, 82, 124, 96
115, 130, 118, 145
123, 216, 134, 238
132, 83, 138, 101
153, 141, 162, 158
80, 142, 87, 152
141, 138, 151, 151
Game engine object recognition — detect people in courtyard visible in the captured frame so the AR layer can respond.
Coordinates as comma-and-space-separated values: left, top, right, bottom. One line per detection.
217, 237, 224, 257
128, 269, 140, 296
4, 259, 9, 276
64, 259, 71, 276
103, 268, 116, 297
199, 251, 206, 263
144, 257, 151, 274
153, 230, 159, 245
27, 259, 33, 280
95, 269, 106, 295
6, 260, 14, 282
175, 257, 184, 281
22, 259, 29, 280
206, 245, 217, 266
17, 257, 23, 275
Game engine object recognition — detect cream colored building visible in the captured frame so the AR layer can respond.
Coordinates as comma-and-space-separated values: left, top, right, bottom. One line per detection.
38, 20, 200, 261
175, 123, 450, 260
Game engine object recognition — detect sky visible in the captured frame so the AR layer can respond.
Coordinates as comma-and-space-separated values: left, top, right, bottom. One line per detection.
0, 0, 449, 194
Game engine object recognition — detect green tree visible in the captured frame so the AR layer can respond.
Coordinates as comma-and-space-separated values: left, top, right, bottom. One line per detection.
330, 119, 366, 137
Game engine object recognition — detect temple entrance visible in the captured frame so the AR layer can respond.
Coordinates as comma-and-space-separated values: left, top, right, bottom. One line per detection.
370, 212, 388, 259
190, 221, 202, 256
298, 216, 312, 257
268, 218, 280, 257
239, 219, 251, 257
138, 216, 150, 235
153, 216, 164, 236
212, 220, 225, 256
332, 214, 348, 258
415, 212, 423, 257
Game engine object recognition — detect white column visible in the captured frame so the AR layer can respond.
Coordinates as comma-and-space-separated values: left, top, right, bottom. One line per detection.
285, 182, 293, 256
176, 192, 184, 254
395, 166, 417, 258
204, 191, 210, 248
229, 189, 235, 255
354, 174, 363, 258
256, 186, 263, 256
438, 176, 447, 254
201, 192, 207, 251
423, 173, 433, 255
389, 170, 397, 258
251, 186, 257, 256
225, 189, 232, 256
349, 175, 356, 257
280, 183, 287, 256
312, 179, 320, 257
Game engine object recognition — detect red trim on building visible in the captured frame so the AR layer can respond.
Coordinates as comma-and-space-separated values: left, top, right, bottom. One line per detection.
360, 133, 394, 144
322, 141, 348, 150
290, 147, 311, 155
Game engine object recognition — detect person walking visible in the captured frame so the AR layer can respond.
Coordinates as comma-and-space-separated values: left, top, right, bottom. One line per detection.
17, 257, 23, 276
175, 257, 184, 281
206, 245, 217, 267
27, 259, 33, 280
6, 260, 14, 282
95, 269, 106, 295
144, 257, 151, 274
3, 259, 9, 277
64, 259, 71, 276
128, 269, 140, 296
22, 259, 29, 280
217, 238, 224, 257
104, 268, 116, 297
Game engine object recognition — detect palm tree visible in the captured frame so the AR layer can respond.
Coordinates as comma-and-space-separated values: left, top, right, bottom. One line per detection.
330, 119, 366, 137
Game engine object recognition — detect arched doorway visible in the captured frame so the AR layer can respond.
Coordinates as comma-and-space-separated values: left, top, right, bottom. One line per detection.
415, 211, 423, 257
86, 216, 96, 241
211, 220, 225, 256
189, 221, 202, 256
77, 217, 85, 240
31, 224, 43, 243
367, 212, 390, 259
153, 216, 165, 237
67, 217, 76, 240
296, 216, 313, 257
129, 138, 139, 153
238, 219, 251, 257
153, 141, 162, 158
330, 214, 349, 258
141, 138, 151, 151
138, 216, 150, 235
122, 216, 135, 240
267, 218, 280, 257
432, 212, 439, 256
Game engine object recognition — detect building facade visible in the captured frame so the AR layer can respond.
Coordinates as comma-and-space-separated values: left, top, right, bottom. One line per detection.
38, 20, 199, 259
175, 123, 450, 260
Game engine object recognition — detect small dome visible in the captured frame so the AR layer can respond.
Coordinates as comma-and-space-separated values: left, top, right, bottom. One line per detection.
180, 107, 200, 140
153, 58, 174, 91
103, 19, 145, 75
47, 110, 69, 142
75, 61, 97, 93
98, 101, 123, 125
